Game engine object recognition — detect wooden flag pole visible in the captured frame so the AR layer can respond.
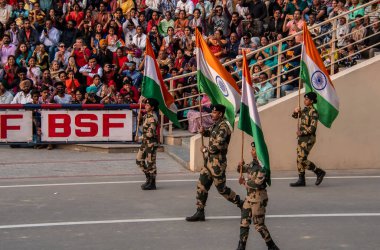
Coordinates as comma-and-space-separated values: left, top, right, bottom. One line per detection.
135, 100, 143, 142
297, 78, 302, 131
239, 130, 245, 185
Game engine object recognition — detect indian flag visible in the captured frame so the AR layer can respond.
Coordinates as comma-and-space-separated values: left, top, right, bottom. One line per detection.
300, 23, 339, 128
142, 38, 180, 127
238, 51, 271, 185
195, 29, 241, 127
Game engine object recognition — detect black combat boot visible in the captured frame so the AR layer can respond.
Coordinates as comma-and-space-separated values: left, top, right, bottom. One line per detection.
141, 173, 150, 189
142, 175, 156, 190
266, 239, 280, 250
314, 168, 326, 186
236, 240, 246, 250
236, 195, 244, 209
289, 173, 306, 187
185, 208, 205, 222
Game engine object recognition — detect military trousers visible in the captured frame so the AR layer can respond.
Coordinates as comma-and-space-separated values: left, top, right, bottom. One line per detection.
136, 141, 157, 176
297, 135, 317, 174
240, 189, 273, 243
195, 161, 240, 209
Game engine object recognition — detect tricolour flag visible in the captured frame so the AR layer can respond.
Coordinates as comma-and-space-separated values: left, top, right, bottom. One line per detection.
142, 38, 180, 127
238, 51, 271, 185
195, 29, 241, 127
300, 23, 339, 128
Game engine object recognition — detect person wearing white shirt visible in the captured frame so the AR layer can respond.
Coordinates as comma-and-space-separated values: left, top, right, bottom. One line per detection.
175, 0, 194, 18
0, 0, 12, 26
0, 82, 13, 104
11, 80, 32, 104
132, 26, 147, 50
123, 21, 137, 47
40, 19, 61, 62
53, 82, 72, 104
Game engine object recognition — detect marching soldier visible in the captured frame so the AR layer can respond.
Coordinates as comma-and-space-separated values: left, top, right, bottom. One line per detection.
186, 104, 243, 222
136, 98, 159, 190
236, 142, 279, 250
290, 92, 326, 187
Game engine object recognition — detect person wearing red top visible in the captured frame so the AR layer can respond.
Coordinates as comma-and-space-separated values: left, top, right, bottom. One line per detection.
102, 63, 116, 87
119, 77, 139, 103
146, 11, 161, 33
114, 47, 129, 74
65, 70, 81, 95
65, 3, 84, 28
71, 38, 91, 67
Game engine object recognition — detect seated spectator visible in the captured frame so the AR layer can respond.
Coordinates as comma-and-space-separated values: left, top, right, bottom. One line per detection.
114, 47, 129, 74
50, 60, 63, 82
54, 43, 71, 67
365, 17, 380, 58
339, 40, 361, 67
11, 79, 32, 104
9, 67, 32, 95
350, 15, 367, 49
97, 39, 114, 65
83, 85, 102, 104
65, 70, 81, 95
52, 81, 72, 104
175, 0, 195, 19
1, 34, 17, 65
27, 57, 42, 85
174, 10, 189, 37
186, 90, 213, 133
159, 11, 174, 37
336, 16, 350, 48
71, 38, 92, 68
161, 27, 178, 58
39, 19, 60, 62
33, 44, 49, 71
16, 43, 32, 67
207, 29, 227, 60
3, 55, 19, 93
0, 82, 13, 104
122, 61, 143, 90
119, 78, 139, 103
17, 19, 39, 51
39, 86, 52, 104
65, 3, 84, 27
266, 9, 284, 41
256, 72, 274, 106
239, 33, 256, 55
189, 8, 205, 33
173, 49, 188, 75
72, 89, 85, 104
132, 25, 147, 51
224, 32, 240, 59
79, 56, 103, 86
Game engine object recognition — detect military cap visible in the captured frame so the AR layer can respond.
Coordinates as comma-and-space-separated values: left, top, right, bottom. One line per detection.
146, 98, 159, 111
211, 104, 226, 114
304, 92, 317, 103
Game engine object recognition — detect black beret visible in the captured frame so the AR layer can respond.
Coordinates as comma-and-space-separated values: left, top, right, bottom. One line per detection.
211, 104, 226, 114
304, 92, 317, 103
146, 98, 159, 110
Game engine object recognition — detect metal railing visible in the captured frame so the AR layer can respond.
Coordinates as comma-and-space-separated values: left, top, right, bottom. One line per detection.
161, 0, 380, 132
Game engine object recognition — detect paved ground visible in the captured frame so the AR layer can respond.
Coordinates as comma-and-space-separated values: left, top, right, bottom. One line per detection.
1, 145, 380, 250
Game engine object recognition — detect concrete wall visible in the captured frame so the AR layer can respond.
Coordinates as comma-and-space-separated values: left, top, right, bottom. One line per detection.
189, 56, 380, 171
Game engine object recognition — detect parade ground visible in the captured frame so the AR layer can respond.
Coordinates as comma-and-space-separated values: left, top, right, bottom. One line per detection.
1, 146, 380, 250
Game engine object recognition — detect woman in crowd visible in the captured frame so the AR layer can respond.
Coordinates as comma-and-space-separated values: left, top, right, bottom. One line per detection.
16, 43, 32, 68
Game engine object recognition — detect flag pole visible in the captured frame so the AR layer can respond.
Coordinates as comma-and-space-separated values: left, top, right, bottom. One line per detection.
239, 130, 245, 185
135, 100, 143, 142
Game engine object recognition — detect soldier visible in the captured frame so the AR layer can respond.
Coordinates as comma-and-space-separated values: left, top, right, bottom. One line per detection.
290, 92, 326, 187
136, 98, 159, 190
186, 104, 243, 222
236, 142, 279, 250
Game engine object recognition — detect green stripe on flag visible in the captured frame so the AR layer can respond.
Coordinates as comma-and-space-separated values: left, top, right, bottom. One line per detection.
142, 76, 180, 127
300, 61, 339, 128
238, 103, 271, 185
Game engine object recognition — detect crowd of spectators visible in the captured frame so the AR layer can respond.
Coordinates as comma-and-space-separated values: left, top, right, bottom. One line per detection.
0, 0, 379, 134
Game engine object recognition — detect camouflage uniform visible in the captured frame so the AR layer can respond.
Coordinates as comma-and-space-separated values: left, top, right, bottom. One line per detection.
239, 159, 273, 244
136, 112, 158, 177
195, 118, 241, 208
292, 106, 319, 174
